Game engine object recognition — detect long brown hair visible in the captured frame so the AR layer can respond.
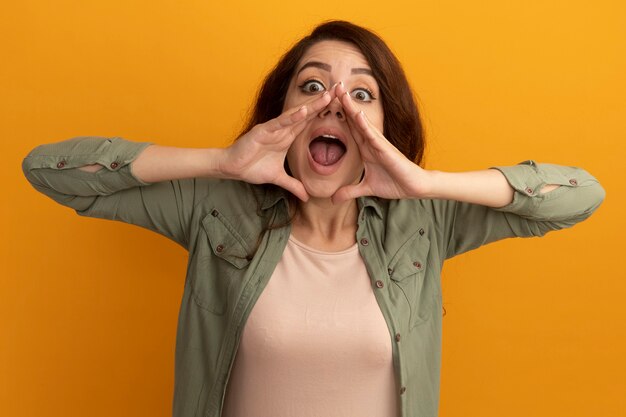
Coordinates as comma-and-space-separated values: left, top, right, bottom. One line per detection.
238, 20, 425, 166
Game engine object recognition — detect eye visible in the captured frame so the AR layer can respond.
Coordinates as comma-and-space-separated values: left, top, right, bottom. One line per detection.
299, 79, 326, 95
351, 88, 375, 102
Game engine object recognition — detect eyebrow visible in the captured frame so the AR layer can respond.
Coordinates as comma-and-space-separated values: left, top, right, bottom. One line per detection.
351, 67, 373, 76
296, 61, 374, 76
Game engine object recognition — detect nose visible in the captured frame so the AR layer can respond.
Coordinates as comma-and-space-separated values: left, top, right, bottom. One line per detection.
318, 97, 345, 121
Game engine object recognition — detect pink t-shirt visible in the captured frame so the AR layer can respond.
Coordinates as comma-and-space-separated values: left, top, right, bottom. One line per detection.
221, 235, 398, 417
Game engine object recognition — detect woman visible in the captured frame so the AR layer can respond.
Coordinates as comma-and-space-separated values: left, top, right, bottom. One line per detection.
23, 21, 604, 417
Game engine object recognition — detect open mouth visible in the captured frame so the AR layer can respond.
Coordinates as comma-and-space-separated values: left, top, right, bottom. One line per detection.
308, 134, 347, 166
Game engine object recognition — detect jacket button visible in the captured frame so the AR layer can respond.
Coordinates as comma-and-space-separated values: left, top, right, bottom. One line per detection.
400, 386, 407, 395
375, 280, 384, 289
387, 268, 393, 275
525, 187, 534, 195
360, 238, 369, 246
419, 228, 425, 236
110, 162, 119, 169
211, 209, 219, 217
395, 333, 401, 342
56, 161, 66, 169
569, 179, 578, 186
216, 244, 224, 253
413, 261, 422, 269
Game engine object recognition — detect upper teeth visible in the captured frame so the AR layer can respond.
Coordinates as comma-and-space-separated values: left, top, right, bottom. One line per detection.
321, 134, 338, 139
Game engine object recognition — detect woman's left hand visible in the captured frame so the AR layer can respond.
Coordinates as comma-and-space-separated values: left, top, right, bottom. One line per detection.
331, 82, 432, 203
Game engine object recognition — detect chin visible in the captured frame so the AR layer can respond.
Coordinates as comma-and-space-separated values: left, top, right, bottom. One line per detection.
303, 184, 338, 200
295, 165, 362, 200
302, 176, 360, 201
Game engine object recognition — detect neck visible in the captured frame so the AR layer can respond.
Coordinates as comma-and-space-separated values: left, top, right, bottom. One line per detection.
290, 197, 359, 251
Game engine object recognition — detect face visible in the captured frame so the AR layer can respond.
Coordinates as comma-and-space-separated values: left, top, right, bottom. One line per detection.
284, 40, 384, 199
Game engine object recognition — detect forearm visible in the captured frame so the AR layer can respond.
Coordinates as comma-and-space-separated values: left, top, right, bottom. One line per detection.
80, 145, 225, 183
24, 137, 226, 192
130, 145, 225, 183
424, 167, 564, 208
424, 169, 516, 208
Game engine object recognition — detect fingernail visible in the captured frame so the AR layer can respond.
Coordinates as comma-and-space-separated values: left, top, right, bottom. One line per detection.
339, 81, 344, 88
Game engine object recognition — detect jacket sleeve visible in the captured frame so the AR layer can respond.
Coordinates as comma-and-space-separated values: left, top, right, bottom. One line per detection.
435, 160, 606, 260
22, 136, 209, 248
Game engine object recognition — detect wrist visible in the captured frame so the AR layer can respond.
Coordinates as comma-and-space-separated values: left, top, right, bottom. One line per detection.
206, 148, 230, 179
410, 167, 439, 199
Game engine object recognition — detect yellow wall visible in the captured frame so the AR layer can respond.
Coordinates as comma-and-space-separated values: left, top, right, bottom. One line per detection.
2, 1, 624, 416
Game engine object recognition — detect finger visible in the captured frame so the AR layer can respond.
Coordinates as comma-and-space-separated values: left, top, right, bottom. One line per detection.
338, 92, 382, 146
334, 80, 344, 96
337, 86, 362, 120
286, 85, 338, 124
344, 104, 388, 153
304, 87, 337, 116
355, 110, 375, 136
262, 100, 310, 133
331, 182, 370, 204
287, 90, 340, 138
344, 111, 366, 147
326, 86, 363, 145
266, 91, 333, 132
329, 81, 343, 100
275, 174, 310, 202
335, 88, 379, 136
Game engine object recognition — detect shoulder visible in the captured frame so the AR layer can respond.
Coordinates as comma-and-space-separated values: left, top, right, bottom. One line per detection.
191, 178, 284, 215
372, 197, 456, 224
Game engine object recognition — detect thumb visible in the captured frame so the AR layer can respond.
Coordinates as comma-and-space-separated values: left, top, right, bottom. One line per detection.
331, 182, 369, 204
275, 174, 310, 202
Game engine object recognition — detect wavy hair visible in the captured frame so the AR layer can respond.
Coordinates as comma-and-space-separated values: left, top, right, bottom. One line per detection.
238, 20, 425, 166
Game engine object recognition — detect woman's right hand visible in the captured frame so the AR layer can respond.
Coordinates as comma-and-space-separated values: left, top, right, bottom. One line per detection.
220, 90, 334, 201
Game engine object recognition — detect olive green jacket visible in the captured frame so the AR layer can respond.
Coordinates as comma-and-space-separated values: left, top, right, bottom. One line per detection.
23, 137, 605, 417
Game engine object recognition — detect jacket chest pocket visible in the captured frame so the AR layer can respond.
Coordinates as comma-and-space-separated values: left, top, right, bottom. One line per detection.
187, 210, 252, 314
388, 234, 437, 329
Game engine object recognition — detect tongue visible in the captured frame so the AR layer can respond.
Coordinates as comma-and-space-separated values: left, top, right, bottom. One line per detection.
309, 140, 345, 166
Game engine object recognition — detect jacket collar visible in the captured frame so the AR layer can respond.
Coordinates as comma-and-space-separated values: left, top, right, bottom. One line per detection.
358, 196, 383, 219
260, 185, 290, 211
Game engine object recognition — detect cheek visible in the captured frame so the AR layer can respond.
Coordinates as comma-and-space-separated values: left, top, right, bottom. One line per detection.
363, 106, 384, 131
351, 98, 384, 131
282, 85, 301, 111
285, 135, 308, 174
286, 145, 297, 166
